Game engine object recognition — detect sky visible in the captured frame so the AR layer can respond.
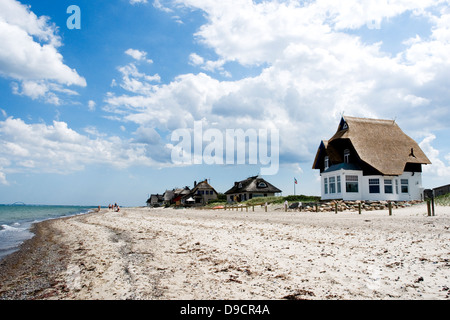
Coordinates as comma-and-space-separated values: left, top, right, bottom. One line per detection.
0, 0, 450, 206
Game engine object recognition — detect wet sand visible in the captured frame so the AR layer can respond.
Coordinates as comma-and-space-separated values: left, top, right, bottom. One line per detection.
0, 203, 449, 300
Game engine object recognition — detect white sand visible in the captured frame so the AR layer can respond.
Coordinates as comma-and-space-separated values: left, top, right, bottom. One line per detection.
46, 203, 449, 300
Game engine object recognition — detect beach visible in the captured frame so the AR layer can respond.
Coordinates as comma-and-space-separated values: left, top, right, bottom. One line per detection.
0, 203, 449, 300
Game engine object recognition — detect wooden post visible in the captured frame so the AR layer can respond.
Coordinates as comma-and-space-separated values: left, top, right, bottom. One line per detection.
252, 205, 254, 212
431, 197, 435, 216
358, 202, 361, 215
315, 203, 318, 213
265, 204, 267, 212
334, 202, 338, 214
427, 200, 431, 217
388, 202, 392, 216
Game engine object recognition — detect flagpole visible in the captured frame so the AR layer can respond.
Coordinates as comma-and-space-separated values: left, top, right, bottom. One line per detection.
294, 178, 296, 196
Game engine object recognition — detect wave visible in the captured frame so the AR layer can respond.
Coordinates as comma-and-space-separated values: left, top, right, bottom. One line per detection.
0, 224, 26, 233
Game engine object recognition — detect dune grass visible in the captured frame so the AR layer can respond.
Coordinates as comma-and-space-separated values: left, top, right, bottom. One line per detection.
435, 193, 450, 206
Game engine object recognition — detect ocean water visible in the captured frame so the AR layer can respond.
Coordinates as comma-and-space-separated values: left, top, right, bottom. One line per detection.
0, 205, 95, 261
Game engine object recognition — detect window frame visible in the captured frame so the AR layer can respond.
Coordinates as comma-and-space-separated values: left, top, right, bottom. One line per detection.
369, 178, 380, 194
344, 149, 350, 164
384, 179, 393, 194
401, 179, 409, 194
345, 175, 358, 193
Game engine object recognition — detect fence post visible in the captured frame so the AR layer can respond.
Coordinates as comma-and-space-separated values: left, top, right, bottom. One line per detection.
334, 202, 338, 214
388, 202, 392, 216
431, 197, 435, 216
358, 202, 361, 215
427, 200, 431, 216
252, 205, 254, 212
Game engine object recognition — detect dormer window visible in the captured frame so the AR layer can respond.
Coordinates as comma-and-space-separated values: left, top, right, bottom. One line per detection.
257, 182, 267, 188
238, 182, 242, 188
324, 156, 329, 170
344, 149, 350, 164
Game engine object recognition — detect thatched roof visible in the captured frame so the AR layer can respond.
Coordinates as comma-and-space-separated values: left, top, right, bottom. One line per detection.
224, 176, 282, 194
313, 116, 431, 175
182, 180, 219, 200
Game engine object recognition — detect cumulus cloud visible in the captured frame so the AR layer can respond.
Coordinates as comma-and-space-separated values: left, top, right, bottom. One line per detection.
0, 0, 86, 103
0, 117, 173, 183
137, 0, 450, 164
419, 134, 450, 179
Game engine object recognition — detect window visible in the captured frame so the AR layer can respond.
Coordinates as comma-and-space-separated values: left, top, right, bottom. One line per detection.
329, 177, 336, 194
346, 175, 358, 193
344, 149, 350, 164
384, 179, 393, 194
324, 156, 329, 170
401, 179, 409, 193
324, 177, 328, 194
369, 179, 380, 193
238, 182, 242, 188
337, 176, 341, 193
258, 182, 267, 188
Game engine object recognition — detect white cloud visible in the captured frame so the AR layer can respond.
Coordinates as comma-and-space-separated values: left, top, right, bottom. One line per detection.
419, 134, 450, 179
0, 170, 8, 185
0, 0, 86, 103
0, 117, 173, 183
130, 0, 148, 5
115, 63, 161, 95
125, 49, 153, 63
88, 100, 96, 111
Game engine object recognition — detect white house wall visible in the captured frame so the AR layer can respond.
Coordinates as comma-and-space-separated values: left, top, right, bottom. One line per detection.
321, 170, 424, 201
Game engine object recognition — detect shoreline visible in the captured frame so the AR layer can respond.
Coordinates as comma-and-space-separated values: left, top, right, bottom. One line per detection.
0, 219, 70, 299
0, 205, 449, 300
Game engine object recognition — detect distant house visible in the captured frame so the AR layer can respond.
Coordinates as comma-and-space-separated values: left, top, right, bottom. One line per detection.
433, 184, 450, 197
312, 116, 431, 201
224, 176, 282, 203
163, 190, 175, 205
172, 187, 191, 206
161, 187, 191, 206
146, 194, 163, 207
182, 180, 218, 205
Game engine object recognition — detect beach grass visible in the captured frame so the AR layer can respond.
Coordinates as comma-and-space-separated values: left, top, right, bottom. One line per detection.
435, 193, 450, 206
242, 195, 320, 206
204, 195, 320, 208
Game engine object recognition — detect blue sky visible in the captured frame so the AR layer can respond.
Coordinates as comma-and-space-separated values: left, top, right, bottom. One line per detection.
1, 0, 450, 206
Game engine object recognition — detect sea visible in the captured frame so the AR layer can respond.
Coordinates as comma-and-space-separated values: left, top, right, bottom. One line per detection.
0, 204, 96, 261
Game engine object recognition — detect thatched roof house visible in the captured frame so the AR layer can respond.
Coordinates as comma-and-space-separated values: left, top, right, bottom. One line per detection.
224, 176, 282, 203
182, 180, 218, 205
313, 116, 431, 201
146, 194, 163, 207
